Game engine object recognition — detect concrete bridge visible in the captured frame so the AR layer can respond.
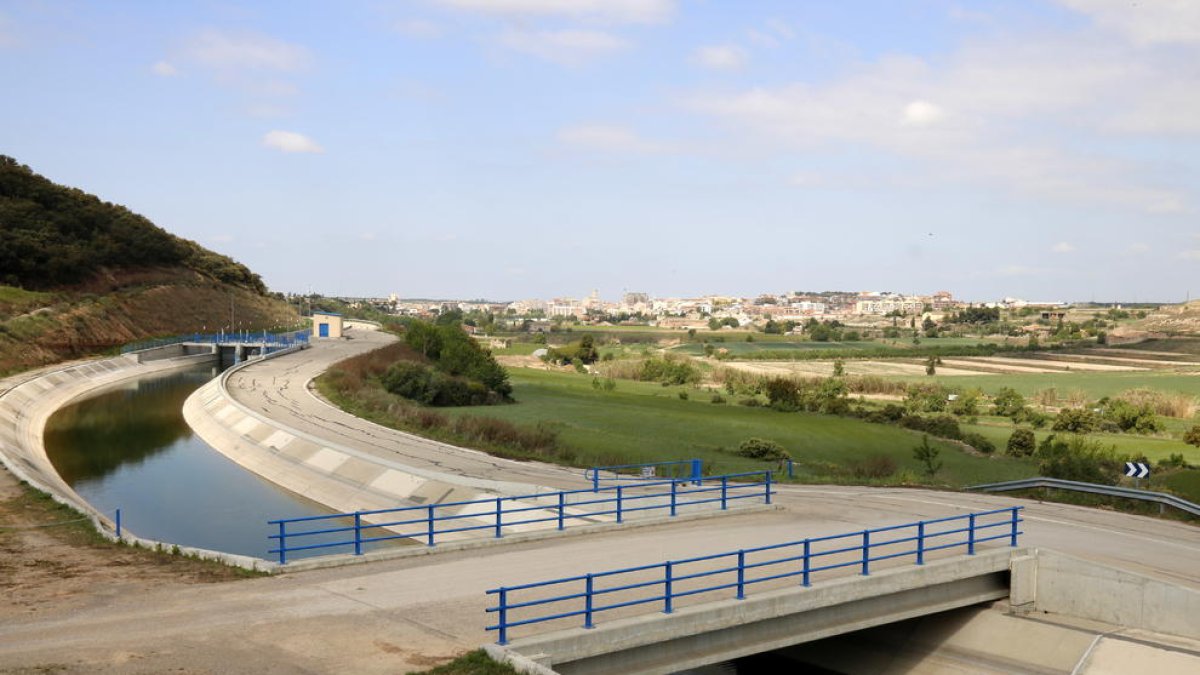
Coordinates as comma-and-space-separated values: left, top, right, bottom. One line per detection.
489, 547, 1200, 674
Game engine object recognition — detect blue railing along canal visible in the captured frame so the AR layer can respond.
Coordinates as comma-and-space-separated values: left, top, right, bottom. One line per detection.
121, 329, 311, 355
485, 506, 1023, 645
269, 471, 772, 564
584, 459, 704, 492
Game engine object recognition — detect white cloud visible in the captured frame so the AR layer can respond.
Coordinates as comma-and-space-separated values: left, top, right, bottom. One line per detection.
262, 130, 323, 153
1056, 0, 1200, 46
901, 100, 945, 126
1128, 242, 1151, 254
184, 30, 309, 72
1180, 250, 1200, 261
1052, 241, 1075, 253
692, 45, 748, 71
499, 29, 628, 65
151, 61, 178, 77
394, 19, 442, 39
557, 125, 667, 154
435, 0, 674, 24
685, 28, 1196, 214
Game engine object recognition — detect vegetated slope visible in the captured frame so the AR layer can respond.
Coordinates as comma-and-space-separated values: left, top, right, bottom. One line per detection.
0, 156, 298, 373
1129, 300, 1200, 336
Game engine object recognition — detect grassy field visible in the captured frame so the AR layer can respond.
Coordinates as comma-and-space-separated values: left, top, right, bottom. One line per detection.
441, 368, 1037, 487
884, 371, 1200, 399
673, 340, 880, 356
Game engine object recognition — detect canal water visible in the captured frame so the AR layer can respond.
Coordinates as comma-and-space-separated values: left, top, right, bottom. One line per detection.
43, 362, 332, 560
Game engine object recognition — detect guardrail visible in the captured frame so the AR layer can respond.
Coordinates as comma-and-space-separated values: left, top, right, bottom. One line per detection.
269, 471, 772, 564
584, 459, 704, 492
969, 477, 1200, 517
485, 507, 1023, 645
121, 330, 311, 354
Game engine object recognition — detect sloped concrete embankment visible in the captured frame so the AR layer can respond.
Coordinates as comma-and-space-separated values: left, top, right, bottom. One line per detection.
0, 349, 218, 539
182, 358, 619, 550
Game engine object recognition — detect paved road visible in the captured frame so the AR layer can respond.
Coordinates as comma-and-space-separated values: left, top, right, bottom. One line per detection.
3, 334, 1196, 673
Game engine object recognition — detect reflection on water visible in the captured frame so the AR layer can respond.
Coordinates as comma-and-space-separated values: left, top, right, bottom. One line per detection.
44, 364, 332, 559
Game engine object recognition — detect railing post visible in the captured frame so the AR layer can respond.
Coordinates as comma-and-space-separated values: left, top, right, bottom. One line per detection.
968, 513, 976, 555
584, 574, 595, 629
497, 587, 509, 646
426, 505, 436, 546
616, 486, 624, 523
916, 521, 925, 565
664, 562, 674, 614
670, 479, 678, 517
861, 530, 870, 575
277, 520, 287, 565
1009, 507, 1019, 547
737, 550, 746, 600
802, 539, 811, 587
591, 468, 599, 493
115, 508, 122, 539
765, 471, 772, 505
691, 458, 703, 485
495, 497, 503, 538
558, 492, 566, 530
721, 476, 728, 510
354, 512, 362, 556
787, 458, 794, 479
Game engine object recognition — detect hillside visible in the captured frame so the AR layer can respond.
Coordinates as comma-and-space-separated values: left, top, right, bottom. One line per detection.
0, 157, 298, 374
1128, 300, 1200, 336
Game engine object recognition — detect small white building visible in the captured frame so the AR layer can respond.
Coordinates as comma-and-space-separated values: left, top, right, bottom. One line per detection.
312, 312, 344, 339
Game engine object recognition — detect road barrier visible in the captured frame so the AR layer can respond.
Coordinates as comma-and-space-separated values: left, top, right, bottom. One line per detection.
969, 477, 1200, 517
485, 507, 1023, 645
268, 471, 772, 564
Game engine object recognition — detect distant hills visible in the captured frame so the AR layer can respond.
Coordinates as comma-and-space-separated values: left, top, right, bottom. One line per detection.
0, 156, 298, 373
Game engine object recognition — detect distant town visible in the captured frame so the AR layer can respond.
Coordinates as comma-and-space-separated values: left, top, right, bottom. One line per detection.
316, 290, 1086, 329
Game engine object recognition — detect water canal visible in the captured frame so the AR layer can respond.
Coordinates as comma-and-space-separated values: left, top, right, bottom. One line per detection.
43, 362, 331, 560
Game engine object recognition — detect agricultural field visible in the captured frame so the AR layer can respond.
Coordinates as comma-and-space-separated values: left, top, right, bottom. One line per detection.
442, 367, 1038, 488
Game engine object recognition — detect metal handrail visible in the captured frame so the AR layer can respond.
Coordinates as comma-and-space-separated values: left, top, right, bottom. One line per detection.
968, 477, 1200, 517
268, 471, 773, 564
484, 507, 1024, 645
584, 459, 703, 491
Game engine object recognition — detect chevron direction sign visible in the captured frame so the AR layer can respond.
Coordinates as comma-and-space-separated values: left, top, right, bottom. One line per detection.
1124, 462, 1150, 479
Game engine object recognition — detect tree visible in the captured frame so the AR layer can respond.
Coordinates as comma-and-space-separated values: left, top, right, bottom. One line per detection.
912, 435, 943, 476
925, 355, 937, 376
1006, 428, 1036, 457
832, 358, 845, 377
1052, 407, 1099, 433
992, 387, 1027, 418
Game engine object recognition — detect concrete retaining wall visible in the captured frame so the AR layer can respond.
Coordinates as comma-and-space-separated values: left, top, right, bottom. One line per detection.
1034, 549, 1200, 641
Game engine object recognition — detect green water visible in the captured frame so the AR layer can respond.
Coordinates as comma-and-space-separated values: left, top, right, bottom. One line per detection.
44, 364, 332, 560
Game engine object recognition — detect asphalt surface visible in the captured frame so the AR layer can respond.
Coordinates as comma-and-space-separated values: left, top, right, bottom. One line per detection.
2, 332, 1197, 673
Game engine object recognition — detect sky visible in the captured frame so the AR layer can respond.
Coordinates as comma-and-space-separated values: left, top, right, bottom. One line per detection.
1, 0, 1198, 303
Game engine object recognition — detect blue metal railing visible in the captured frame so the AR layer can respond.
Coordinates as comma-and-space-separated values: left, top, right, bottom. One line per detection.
485, 507, 1023, 644
584, 459, 704, 492
268, 471, 772, 564
121, 330, 311, 354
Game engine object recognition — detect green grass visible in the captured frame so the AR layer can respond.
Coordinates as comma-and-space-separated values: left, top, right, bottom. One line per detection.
958, 418, 1200, 464
0, 285, 53, 308
407, 650, 517, 675
673, 340, 879, 356
440, 368, 1037, 487
886, 371, 1200, 399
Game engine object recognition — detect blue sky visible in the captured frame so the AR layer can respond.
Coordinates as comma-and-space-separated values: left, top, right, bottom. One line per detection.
2, 1, 1197, 302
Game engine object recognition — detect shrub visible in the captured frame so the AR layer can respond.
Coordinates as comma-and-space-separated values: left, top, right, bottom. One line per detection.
899, 414, 961, 440
1098, 398, 1163, 434
1036, 434, 1122, 485
912, 435, 943, 476
961, 431, 996, 455
851, 455, 898, 479
1052, 407, 1099, 433
1006, 428, 1037, 457
737, 438, 789, 462
1185, 425, 1200, 448
739, 397, 761, 407
992, 387, 1027, 418
677, 390, 689, 400
710, 393, 726, 404
637, 355, 701, 385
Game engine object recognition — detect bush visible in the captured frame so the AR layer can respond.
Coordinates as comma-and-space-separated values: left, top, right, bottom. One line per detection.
912, 435, 943, 476
677, 390, 689, 400
1036, 434, 1122, 485
992, 387, 1027, 418
899, 414, 961, 440
710, 393, 726, 404
1185, 425, 1200, 448
637, 355, 701, 385
737, 438, 789, 462
1099, 398, 1163, 434
1052, 407, 1099, 433
851, 455, 898, 479
961, 431, 996, 454
739, 397, 762, 407
1006, 428, 1037, 457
